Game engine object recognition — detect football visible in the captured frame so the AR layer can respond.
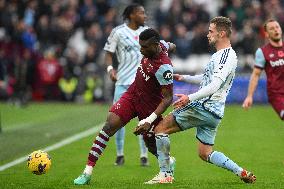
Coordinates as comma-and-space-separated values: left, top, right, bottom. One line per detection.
27, 150, 51, 175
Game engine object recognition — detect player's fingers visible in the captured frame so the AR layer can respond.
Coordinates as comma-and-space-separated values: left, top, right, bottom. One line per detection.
174, 94, 183, 97
172, 99, 181, 106
173, 101, 182, 109
134, 127, 142, 135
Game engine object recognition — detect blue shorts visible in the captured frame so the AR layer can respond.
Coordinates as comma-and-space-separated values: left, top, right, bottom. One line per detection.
113, 85, 130, 103
172, 102, 221, 145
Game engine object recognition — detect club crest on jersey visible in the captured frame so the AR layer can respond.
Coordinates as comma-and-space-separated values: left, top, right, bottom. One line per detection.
146, 63, 154, 72
163, 70, 173, 81
114, 102, 121, 110
278, 51, 284, 57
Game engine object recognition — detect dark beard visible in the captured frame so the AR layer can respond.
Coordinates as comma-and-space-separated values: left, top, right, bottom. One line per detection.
271, 37, 281, 42
208, 43, 216, 53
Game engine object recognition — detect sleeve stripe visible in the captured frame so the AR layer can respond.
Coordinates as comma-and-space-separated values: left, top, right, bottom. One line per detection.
219, 49, 230, 65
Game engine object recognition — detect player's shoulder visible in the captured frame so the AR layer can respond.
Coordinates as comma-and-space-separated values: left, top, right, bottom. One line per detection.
261, 43, 272, 50
111, 24, 127, 34
214, 47, 237, 59
158, 52, 172, 67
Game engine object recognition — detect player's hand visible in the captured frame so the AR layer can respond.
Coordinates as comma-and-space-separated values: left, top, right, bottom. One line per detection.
242, 96, 253, 110
173, 94, 190, 109
133, 122, 151, 135
109, 69, 117, 81
173, 74, 184, 81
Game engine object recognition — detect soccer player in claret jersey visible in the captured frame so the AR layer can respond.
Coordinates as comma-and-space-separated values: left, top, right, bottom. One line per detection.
135, 16, 256, 184
243, 19, 284, 120
104, 3, 149, 166
74, 28, 176, 185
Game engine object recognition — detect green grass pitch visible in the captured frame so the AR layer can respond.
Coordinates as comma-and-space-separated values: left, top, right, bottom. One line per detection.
0, 102, 283, 189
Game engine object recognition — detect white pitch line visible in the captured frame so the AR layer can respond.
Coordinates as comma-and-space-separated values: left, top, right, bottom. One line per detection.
0, 123, 104, 171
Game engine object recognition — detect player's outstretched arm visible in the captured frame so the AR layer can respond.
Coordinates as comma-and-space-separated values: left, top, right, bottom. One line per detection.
242, 67, 262, 110
173, 74, 203, 84
173, 77, 223, 109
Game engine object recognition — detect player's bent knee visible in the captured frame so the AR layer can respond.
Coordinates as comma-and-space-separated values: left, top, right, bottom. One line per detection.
154, 114, 179, 134
103, 112, 124, 137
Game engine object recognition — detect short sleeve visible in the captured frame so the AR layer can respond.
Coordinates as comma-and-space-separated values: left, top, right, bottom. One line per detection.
103, 29, 119, 53
155, 64, 173, 85
213, 49, 235, 82
254, 48, 266, 68
160, 40, 169, 50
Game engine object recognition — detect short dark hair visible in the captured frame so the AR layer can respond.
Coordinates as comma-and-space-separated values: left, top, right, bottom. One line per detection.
210, 16, 232, 37
139, 28, 160, 43
122, 3, 142, 21
264, 19, 278, 31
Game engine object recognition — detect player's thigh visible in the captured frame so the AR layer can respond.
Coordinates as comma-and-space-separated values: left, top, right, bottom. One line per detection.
172, 104, 206, 131
269, 95, 284, 120
155, 113, 181, 134
173, 104, 221, 145
110, 95, 136, 125
196, 113, 221, 146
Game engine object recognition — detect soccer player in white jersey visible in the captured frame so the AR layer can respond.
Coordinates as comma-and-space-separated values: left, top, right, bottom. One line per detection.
104, 4, 149, 166
135, 16, 256, 184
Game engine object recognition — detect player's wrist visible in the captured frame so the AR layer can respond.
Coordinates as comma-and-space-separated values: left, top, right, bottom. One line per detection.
146, 112, 158, 124
187, 94, 194, 102
107, 65, 113, 73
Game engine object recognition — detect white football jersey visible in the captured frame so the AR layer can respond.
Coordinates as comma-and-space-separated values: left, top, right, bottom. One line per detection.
196, 47, 238, 118
104, 23, 148, 85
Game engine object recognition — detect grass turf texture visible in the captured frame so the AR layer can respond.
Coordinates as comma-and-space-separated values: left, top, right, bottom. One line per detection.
0, 102, 283, 189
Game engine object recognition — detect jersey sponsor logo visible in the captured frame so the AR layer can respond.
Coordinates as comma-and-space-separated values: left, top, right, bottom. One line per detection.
270, 59, 284, 67
163, 70, 172, 81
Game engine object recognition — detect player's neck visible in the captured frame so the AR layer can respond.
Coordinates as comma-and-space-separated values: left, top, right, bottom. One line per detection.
269, 39, 283, 48
127, 22, 139, 30
215, 39, 231, 51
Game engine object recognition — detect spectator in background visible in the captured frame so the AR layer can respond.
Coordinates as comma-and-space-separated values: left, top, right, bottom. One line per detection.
173, 23, 191, 59
0, 48, 7, 99
159, 24, 173, 43
236, 21, 257, 71
36, 15, 52, 51
34, 49, 62, 100
190, 22, 209, 54
9, 49, 32, 106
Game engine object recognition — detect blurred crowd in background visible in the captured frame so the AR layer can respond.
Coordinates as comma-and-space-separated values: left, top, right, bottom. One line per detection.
0, 0, 283, 105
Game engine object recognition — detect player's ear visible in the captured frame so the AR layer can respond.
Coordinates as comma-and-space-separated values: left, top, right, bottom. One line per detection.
219, 30, 226, 38
264, 31, 269, 38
